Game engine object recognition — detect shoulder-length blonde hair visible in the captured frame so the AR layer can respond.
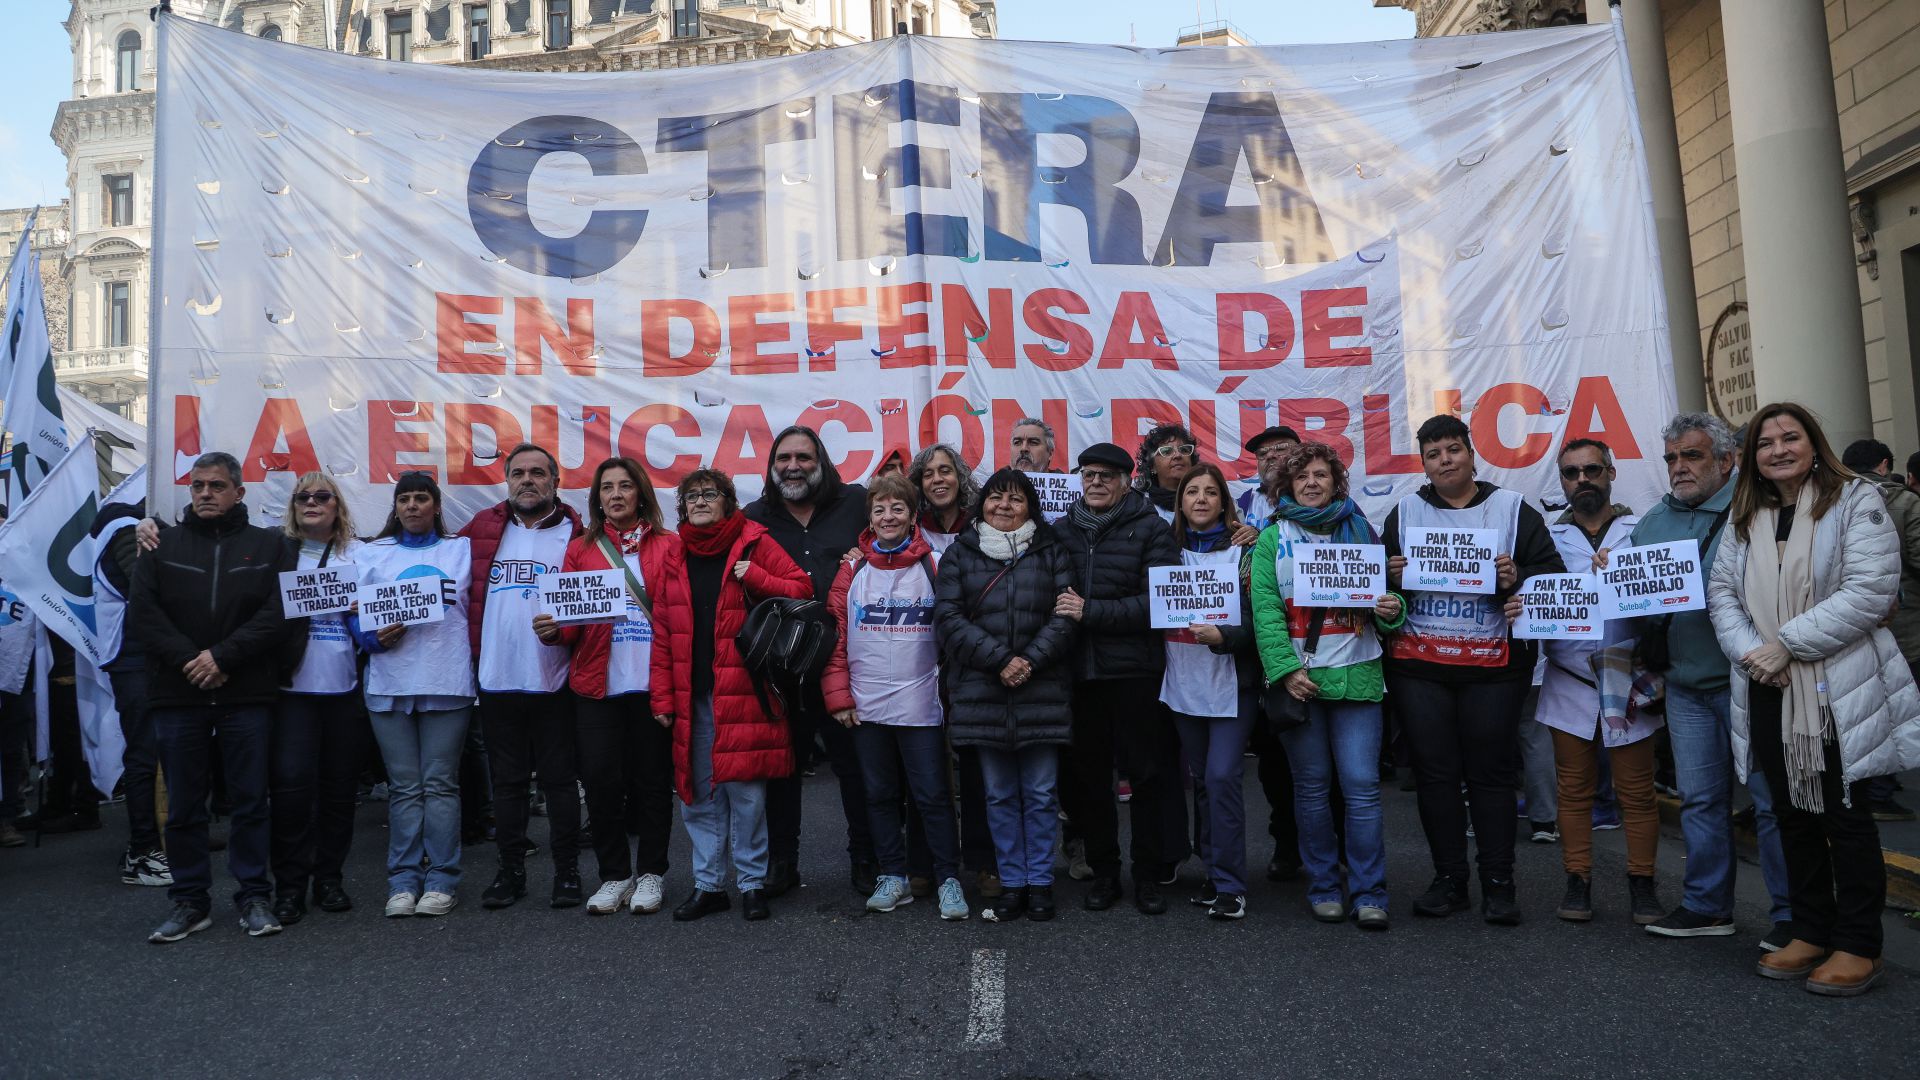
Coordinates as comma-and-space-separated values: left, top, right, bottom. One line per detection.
282, 471, 358, 547
1729, 401, 1857, 543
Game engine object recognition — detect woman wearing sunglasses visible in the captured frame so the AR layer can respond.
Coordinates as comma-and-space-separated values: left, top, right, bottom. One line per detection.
269, 473, 370, 923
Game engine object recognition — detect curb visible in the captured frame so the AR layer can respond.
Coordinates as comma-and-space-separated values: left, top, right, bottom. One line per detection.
1655, 792, 1920, 912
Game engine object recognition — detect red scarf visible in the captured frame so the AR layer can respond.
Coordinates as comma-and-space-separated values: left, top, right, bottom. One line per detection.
680, 512, 746, 558
602, 519, 647, 556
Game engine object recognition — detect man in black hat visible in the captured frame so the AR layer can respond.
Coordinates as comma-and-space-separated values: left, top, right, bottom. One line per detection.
1051, 442, 1184, 914
1237, 425, 1301, 531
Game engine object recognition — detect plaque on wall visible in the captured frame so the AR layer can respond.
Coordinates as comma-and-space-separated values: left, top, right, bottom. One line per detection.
1705, 301, 1756, 428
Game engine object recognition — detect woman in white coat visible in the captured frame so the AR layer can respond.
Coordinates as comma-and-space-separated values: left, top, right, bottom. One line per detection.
1708, 401, 1920, 997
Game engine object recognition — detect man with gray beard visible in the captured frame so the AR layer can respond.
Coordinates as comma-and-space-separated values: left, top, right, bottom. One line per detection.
744, 426, 876, 898
1010, 418, 1055, 472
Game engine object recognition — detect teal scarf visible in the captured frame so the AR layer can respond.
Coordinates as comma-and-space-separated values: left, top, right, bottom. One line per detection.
1275, 496, 1377, 546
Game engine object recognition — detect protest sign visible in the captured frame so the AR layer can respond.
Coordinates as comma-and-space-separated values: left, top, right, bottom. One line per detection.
1597, 540, 1705, 620
1149, 564, 1241, 628
1029, 473, 1082, 524
1295, 543, 1387, 608
538, 569, 629, 625
1512, 574, 1606, 641
361, 578, 446, 631
1402, 528, 1499, 595
278, 565, 360, 617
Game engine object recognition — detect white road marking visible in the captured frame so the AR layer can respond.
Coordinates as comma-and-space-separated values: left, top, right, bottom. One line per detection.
965, 948, 1007, 1050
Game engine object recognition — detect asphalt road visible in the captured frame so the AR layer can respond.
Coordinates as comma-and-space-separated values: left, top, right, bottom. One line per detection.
2, 762, 1915, 1079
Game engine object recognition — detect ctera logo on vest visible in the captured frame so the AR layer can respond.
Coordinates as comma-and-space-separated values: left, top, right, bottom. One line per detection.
854, 598, 936, 628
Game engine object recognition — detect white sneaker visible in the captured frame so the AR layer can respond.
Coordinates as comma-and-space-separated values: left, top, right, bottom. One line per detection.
384, 892, 418, 918
587, 876, 637, 915
415, 891, 457, 917
631, 873, 665, 914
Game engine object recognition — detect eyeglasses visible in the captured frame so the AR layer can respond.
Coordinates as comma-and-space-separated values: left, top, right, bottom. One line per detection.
1559, 463, 1608, 481
1152, 443, 1197, 460
293, 490, 335, 505
684, 489, 723, 504
1079, 469, 1122, 484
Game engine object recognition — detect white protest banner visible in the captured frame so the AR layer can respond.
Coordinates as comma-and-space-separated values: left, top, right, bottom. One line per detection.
1597, 540, 1705, 620
1149, 564, 1241, 628
1029, 472, 1082, 524
1295, 543, 1387, 609
361, 578, 447, 631
150, 16, 1675, 531
1512, 574, 1606, 641
278, 565, 360, 617
1402, 527, 1499, 595
538, 569, 629, 625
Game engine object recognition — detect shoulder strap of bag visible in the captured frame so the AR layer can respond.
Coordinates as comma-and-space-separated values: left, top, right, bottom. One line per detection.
1300, 607, 1327, 663
967, 552, 1022, 621
317, 540, 334, 569
593, 533, 654, 621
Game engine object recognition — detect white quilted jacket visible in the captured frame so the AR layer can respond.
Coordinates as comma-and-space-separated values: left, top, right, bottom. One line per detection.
1707, 478, 1920, 788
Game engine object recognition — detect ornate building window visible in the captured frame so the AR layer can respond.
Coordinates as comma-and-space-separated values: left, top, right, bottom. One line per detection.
115, 30, 141, 92
103, 174, 133, 227
105, 281, 130, 347
468, 4, 491, 60
546, 0, 571, 48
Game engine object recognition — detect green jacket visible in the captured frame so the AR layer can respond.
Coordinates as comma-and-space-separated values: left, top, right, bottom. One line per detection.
1250, 525, 1406, 702
1627, 478, 1733, 693
1868, 474, 1920, 662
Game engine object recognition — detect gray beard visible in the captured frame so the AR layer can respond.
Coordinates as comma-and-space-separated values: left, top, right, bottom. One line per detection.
775, 466, 821, 502
1013, 454, 1043, 470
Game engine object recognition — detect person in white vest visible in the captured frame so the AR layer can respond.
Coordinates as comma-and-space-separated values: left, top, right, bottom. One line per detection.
90, 496, 167, 884
909, 443, 977, 555
1384, 414, 1564, 925
1519, 440, 1664, 926
269, 472, 371, 924
823, 474, 968, 920
351, 472, 476, 919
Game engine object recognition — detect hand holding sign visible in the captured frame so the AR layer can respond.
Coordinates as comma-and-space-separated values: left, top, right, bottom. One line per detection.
1149, 564, 1241, 628
538, 569, 628, 625
279, 565, 361, 617
1296, 544, 1387, 609
362, 578, 446, 631
1403, 527, 1499, 595
1511, 574, 1605, 640
1596, 540, 1705, 620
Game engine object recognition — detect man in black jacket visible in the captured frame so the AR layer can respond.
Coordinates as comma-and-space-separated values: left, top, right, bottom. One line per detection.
1052, 442, 1185, 914
743, 425, 875, 897
132, 452, 301, 943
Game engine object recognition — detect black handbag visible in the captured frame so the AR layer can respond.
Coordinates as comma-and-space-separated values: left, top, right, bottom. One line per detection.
1261, 609, 1327, 734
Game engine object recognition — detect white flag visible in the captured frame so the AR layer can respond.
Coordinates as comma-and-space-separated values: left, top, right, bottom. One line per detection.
0, 208, 67, 500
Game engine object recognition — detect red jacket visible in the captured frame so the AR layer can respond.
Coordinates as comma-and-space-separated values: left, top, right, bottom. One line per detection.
655, 518, 813, 803
458, 500, 585, 657
555, 522, 681, 706
821, 528, 938, 715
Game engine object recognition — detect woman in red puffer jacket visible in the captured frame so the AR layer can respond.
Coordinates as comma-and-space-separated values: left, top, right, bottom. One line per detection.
653, 468, 812, 923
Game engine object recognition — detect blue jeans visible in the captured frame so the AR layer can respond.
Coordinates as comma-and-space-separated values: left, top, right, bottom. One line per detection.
853, 723, 960, 881
1665, 685, 1791, 922
681, 694, 770, 892
1280, 698, 1388, 908
368, 704, 471, 897
153, 704, 274, 912
1171, 690, 1258, 894
977, 744, 1059, 888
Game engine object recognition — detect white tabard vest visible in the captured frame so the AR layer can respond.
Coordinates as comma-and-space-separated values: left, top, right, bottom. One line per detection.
287, 539, 364, 695
606, 550, 656, 697
1269, 519, 1384, 672
1160, 545, 1243, 718
1538, 513, 1660, 744
357, 535, 476, 699
845, 557, 940, 727
1391, 488, 1523, 668
91, 515, 140, 667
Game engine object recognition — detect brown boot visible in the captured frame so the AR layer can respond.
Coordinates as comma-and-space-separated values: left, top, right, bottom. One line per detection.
1805, 951, 1883, 997
1755, 938, 1830, 980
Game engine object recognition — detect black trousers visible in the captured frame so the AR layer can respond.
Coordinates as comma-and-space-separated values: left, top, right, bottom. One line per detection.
574, 693, 674, 882
479, 690, 580, 872
1389, 672, 1527, 881
1067, 676, 1188, 883
0, 689, 29, 821
1749, 680, 1885, 959
767, 684, 873, 867
42, 677, 95, 820
110, 668, 161, 853
271, 691, 372, 894
956, 745, 995, 872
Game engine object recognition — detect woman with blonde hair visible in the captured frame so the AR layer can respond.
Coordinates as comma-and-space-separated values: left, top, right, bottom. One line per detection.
270, 472, 370, 923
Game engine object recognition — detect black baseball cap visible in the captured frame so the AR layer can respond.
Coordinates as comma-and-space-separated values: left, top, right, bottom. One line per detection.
1244, 425, 1301, 455
1075, 442, 1134, 474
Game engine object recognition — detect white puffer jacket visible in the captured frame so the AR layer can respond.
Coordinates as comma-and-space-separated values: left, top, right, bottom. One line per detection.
1707, 478, 1920, 788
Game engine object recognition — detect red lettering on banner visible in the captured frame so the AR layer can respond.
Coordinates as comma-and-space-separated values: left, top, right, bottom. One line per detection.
446, 403, 526, 486
728, 293, 799, 375
618, 405, 702, 489
1471, 382, 1552, 469
942, 284, 1015, 369
1362, 395, 1421, 474
513, 297, 595, 376
1217, 293, 1295, 371
804, 287, 865, 372
242, 398, 320, 481
876, 283, 935, 369
531, 405, 613, 488
1021, 289, 1093, 371
369, 401, 437, 482
172, 395, 203, 482
1302, 288, 1370, 368
1278, 398, 1354, 465
437, 293, 504, 374
1564, 376, 1641, 459
1190, 399, 1258, 480
711, 405, 775, 480
991, 399, 1069, 471
1098, 292, 1177, 370
918, 396, 986, 467
642, 299, 721, 377
1110, 399, 1182, 446
797, 400, 876, 478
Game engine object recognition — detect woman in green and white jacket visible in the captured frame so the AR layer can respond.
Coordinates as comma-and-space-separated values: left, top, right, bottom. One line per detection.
1251, 442, 1405, 930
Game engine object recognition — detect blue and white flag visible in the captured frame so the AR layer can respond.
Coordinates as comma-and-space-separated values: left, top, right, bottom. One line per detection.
0, 208, 67, 500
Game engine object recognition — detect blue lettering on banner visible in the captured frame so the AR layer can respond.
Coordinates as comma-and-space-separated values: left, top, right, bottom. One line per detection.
855, 598, 936, 628
468, 115, 650, 278
1408, 592, 1497, 627
489, 559, 553, 595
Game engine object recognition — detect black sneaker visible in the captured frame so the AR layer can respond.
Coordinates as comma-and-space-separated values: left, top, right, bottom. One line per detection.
148, 903, 212, 944
1628, 876, 1663, 925
1084, 875, 1121, 911
239, 898, 283, 937
313, 880, 353, 913
481, 867, 528, 909
764, 860, 799, 899
272, 893, 307, 926
673, 889, 731, 921
1208, 893, 1247, 920
986, 886, 1027, 922
741, 889, 770, 921
1644, 906, 1736, 938
1529, 820, 1559, 843
551, 868, 583, 909
1133, 878, 1168, 915
1870, 796, 1916, 822
1189, 882, 1219, 907
1412, 874, 1469, 917
1557, 874, 1592, 922
1481, 878, 1521, 926
1759, 921, 1794, 952
1026, 885, 1056, 921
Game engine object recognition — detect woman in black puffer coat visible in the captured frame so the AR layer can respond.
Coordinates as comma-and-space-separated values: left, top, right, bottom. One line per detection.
935, 468, 1077, 922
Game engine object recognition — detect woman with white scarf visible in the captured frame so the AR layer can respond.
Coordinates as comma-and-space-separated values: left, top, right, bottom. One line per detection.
1708, 401, 1920, 997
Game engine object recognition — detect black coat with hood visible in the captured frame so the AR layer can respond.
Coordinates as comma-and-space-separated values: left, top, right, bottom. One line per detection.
1051, 489, 1181, 682
935, 523, 1078, 749
743, 425, 869, 606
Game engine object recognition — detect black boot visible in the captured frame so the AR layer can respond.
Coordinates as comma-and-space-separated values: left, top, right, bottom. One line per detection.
741, 889, 770, 921
1482, 877, 1522, 926
312, 879, 352, 913
1557, 873, 1593, 922
764, 859, 799, 899
1628, 875, 1663, 926
1026, 885, 1056, 921
1084, 875, 1121, 912
551, 867, 583, 909
1412, 874, 1469, 917
272, 892, 307, 926
988, 886, 1027, 922
481, 867, 527, 909
1133, 877, 1168, 915
672, 889, 731, 921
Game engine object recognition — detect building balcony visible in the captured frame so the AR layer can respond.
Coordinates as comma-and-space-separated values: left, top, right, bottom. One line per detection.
54, 345, 149, 389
